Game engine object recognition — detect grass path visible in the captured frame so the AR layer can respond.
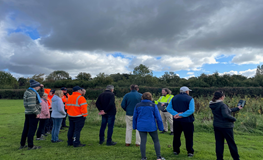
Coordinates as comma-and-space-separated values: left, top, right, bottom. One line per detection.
0, 100, 262, 160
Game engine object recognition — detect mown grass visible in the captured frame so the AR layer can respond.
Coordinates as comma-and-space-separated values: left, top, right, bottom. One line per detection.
0, 100, 263, 160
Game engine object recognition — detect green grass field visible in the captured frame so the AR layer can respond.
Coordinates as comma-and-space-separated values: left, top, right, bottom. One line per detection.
0, 100, 262, 160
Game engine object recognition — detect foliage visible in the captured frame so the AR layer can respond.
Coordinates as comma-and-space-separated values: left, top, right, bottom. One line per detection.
0, 71, 18, 88
76, 72, 92, 81
133, 64, 152, 77
46, 70, 71, 81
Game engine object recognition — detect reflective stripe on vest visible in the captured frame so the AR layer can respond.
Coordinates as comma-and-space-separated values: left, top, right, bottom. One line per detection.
67, 96, 82, 107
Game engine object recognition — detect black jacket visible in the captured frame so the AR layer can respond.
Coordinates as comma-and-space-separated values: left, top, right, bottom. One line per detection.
209, 100, 240, 128
96, 90, 116, 115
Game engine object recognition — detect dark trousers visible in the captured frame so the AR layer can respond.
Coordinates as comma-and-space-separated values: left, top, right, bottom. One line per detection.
62, 109, 68, 127
214, 127, 239, 160
139, 130, 161, 159
67, 117, 86, 146
173, 121, 194, 154
20, 114, 39, 147
36, 119, 47, 138
45, 111, 53, 133
99, 114, 115, 144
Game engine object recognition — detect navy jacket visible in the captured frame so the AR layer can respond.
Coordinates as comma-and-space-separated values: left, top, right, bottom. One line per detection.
133, 100, 164, 132
96, 90, 116, 115
121, 90, 142, 116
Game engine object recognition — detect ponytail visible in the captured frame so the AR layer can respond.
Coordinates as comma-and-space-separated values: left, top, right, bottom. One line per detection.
212, 91, 224, 102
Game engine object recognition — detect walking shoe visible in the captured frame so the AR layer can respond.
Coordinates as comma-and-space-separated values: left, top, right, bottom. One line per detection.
28, 146, 41, 150
74, 144, 86, 147
173, 152, 179, 155
106, 141, 117, 146
51, 139, 63, 143
170, 132, 174, 135
19, 145, 27, 149
99, 140, 105, 145
157, 157, 166, 160
42, 134, 48, 137
188, 153, 194, 157
125, 143, 130, 146
141, 157, 147, 160
36, 137, 45, 140
46, 132, 51, 134
160, 130, 167, 134
136, 144, 140, 147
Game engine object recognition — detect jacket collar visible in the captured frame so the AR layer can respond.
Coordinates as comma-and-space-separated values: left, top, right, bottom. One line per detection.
141, 100, 152, 103
104, 90, 112, 93
72, 92, 82, 96
209, 100, 223, 104
131, 90, 137, 92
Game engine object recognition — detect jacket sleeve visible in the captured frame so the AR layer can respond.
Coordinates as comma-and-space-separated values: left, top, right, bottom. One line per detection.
179, 98, 195, 117
231, 107, 240, 112
167, 100, 178, 116
104, 94, 115, 113
96, 95, 102, 111
79, 97, 88, 117
221, 104, 236, 122
26, 91, 41, 115
154, 105, 164, 131
58, 98, 66, 115
133, 106, 138, 130
40, 100, 49, 116
121, 94, 127, 111
38, 87, 44, 97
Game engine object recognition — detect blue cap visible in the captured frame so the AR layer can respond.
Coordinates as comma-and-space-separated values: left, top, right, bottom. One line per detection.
61, 87, 67, 91
73, 86, 83, 92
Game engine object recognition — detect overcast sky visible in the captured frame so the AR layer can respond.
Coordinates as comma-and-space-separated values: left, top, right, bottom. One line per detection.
1, 0, 263, 79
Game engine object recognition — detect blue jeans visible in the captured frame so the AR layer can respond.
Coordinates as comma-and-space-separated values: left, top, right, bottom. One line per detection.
99, 114, 115, 144
67, 117, 86, 146
51, 118, 63, 142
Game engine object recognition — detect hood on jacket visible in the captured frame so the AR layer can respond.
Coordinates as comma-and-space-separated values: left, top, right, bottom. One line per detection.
209, 100, 223, 110
51, 95, 61, 102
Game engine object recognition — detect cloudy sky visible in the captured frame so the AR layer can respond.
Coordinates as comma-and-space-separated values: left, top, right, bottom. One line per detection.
1, 0, 263, 79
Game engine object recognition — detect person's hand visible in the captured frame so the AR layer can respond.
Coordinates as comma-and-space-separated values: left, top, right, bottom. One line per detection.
238, 105, 243, 110
174, 112, 183, 119
161, 103, 165, 106
36, 114, 40, 118
40, 84, 44, 88
99, 110, 106, 115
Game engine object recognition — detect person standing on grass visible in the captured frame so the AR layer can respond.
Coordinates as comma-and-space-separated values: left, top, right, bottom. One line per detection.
96, 85, 117, 146
155, 88, 174, 135
36, 93, 50, 140
121, 84, 142, 147
167, 86, 195, 157
20, 79, 44, 150
51, 90, 66, 143
46, 89, 55, 134
61, 87, 70, 129
209, 91, 242, 160
133, 92, 165, 160
66, 86, 88, 147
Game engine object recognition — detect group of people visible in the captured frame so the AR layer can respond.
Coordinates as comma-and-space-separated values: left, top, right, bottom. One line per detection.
19, 79, 242, 160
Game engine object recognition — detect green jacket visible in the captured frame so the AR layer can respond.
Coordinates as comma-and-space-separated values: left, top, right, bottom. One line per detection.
23, 87, 44, 115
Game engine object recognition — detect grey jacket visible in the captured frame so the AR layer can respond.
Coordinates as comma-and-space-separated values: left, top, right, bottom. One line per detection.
51, 95, 66, 118
209, 100, 240, 128
23, 87, 44, 115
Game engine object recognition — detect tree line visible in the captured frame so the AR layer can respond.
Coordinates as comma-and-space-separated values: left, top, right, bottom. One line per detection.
1, 64, 263, 89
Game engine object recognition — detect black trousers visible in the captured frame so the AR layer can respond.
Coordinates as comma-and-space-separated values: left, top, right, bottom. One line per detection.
62, 109, 68, 127
214, 127, 239, 160
67, 117, 86, 146
20, 114, 39, 147
36, 119, 47, 138
173, 121, 194, 154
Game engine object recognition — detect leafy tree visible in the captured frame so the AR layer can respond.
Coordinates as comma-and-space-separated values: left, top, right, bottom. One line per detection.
93, 73, 113, 86
0, 71, 18, 88
31, 73, 45, 83
133, 64, 153, 77
46, 70, 71, 81
18, 77, 28, 87
256, 65, 263, 75
76, 72, 92, 81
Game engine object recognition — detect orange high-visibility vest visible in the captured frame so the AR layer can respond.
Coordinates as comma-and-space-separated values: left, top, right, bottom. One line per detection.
66, 92, 88, 117
44, 89, 51, 95
62, 93, 70, 104
44, 89, 52, 109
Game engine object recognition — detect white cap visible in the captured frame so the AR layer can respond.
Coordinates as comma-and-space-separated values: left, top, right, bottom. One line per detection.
180, 86, 192, 92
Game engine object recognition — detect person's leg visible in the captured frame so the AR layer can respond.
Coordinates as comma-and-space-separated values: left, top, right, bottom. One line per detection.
73, 117, 86, 147
62, 110, 68, 127
27, 114, 39, 147
41, 119, 47, 135
125, 115, 133, 145
139, 131, 147, 159
20, 114, 29, 146
164, 112, 173, 132
214, 127, 225, 160
36, 119, 45, 138
135, 129, 141, 145
173, 121, 183, 154
149, 130, 161, 158
160, 111, 168, 132
67, 117, 75, 145
223, 128, 240, 160
56, 118, 63, 140
51, 118, 57, 141
182, 122, 194, 154
106, 115, 116, 144
99, 115, 108, 142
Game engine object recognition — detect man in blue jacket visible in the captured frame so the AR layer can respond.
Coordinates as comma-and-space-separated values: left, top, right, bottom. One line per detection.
121, 84, 142, 147
167, 86, 195, 157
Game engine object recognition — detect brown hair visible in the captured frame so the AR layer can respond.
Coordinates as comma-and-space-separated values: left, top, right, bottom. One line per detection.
55, 90, 63, 98
162, 88, 171, 94
130, 84, 139, 90
142, 92, 152, 101
212, 90, 225, 102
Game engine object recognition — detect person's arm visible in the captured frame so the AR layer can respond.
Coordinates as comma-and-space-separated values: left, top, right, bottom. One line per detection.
26, 92, 41, 115
121, 95, 127, 111
231, 107, 240, 112
179, 98, 195, 117
133, 107, 138, 130
166, 100, 178, 116
95, 96, 102, 111
221, 104, 236, 122
40, 101, 49, 116
104, 94, 115, 113
154, 105, 164, 131
38, 86, 44, 97
79, 97, 88, 117
58, 98, 66, 115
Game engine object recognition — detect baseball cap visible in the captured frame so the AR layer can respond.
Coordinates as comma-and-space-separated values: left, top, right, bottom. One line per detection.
73, 86, 83, 92
180, 86, 192, 92
61, 87, 67, 91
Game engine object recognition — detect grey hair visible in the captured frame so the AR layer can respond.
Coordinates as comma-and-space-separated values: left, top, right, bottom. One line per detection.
106, 85, 114, 90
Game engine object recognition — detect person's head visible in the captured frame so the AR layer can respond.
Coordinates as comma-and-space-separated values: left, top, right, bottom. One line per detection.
141, 92, 153, 101
61, 87, 67, 94
130, 84, 139, 91
81, 89, 86, 96
180, 86, 192, 95
29, 79, 41, 91
106, 85, 114, 92
73, 86, 83, 94
55, 90, 63, 98
50, 89, 55, 95
212, 91, 225, 102
42, 93, 48, 100
162, 88, 171, 96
